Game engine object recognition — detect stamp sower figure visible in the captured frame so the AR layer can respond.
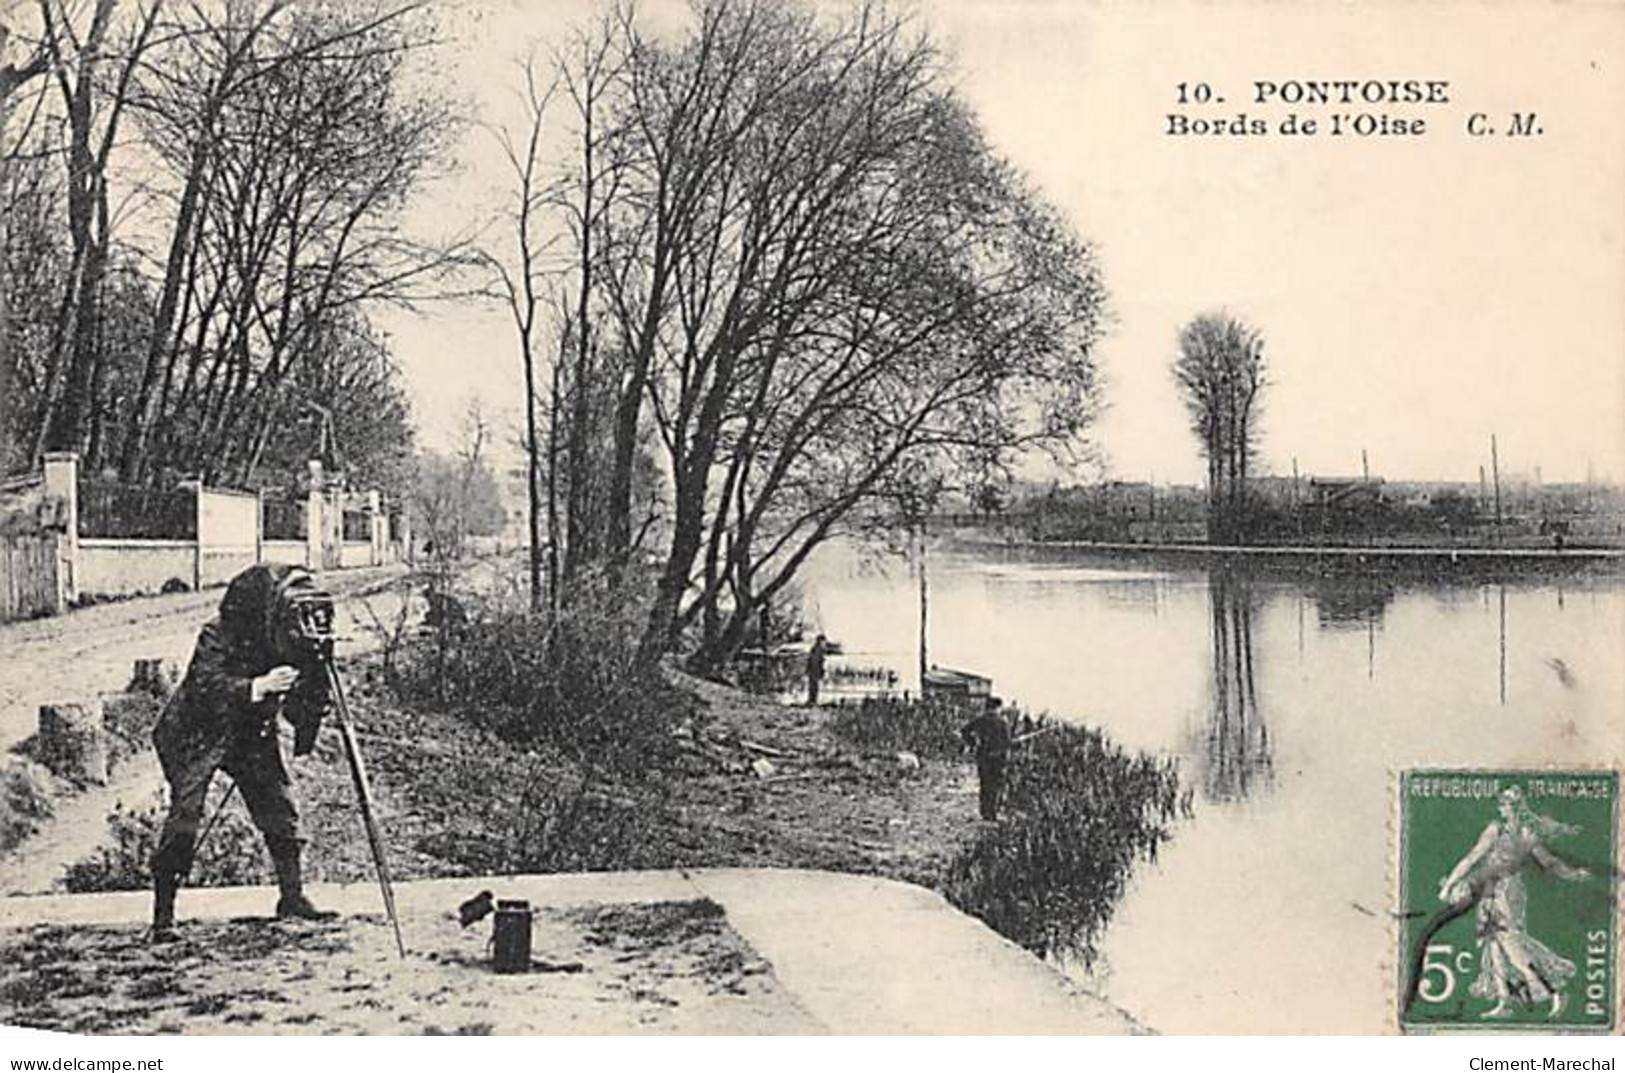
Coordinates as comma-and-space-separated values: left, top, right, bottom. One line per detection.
960, 705, 1011, 821
150, 564, 336, 938
1437, 785, 1590, 1019
805, 634, 829, 706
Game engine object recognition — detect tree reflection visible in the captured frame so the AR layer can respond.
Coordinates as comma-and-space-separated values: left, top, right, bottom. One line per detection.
1200, 567, 1274, 802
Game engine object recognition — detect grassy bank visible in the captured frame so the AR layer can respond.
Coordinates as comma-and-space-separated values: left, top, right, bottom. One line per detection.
66, 625, 1188, 971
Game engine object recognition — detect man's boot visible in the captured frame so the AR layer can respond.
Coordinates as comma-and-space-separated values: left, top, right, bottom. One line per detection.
151, 872, 179, 942
271, 841, 337, 922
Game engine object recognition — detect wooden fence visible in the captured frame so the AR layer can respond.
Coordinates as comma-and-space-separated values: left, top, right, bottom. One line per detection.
0, 531, 60, 622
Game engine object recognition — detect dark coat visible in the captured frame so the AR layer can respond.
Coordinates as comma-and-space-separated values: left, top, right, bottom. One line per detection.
806, 638, 829, 679
153, 564, 329, 780
960, 710, 1012, 762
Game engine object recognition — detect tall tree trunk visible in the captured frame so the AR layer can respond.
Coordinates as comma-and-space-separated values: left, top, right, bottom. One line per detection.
546, 346, 561, 618
120, 151, 210, 479
564, 88, 595, 582
42, 0, 118, 457
520, 323, 541, 610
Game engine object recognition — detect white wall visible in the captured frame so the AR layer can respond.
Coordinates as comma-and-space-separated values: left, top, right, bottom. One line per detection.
78, 540, 194, 598
261, 540, 308, 566
200, 489, 256, 550
200, 550, 257, 587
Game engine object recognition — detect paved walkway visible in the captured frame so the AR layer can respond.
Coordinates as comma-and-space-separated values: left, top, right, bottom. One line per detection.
0, 868, 1143, 1035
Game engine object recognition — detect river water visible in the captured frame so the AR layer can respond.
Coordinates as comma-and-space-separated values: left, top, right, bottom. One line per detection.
795, 540, 1624, 1033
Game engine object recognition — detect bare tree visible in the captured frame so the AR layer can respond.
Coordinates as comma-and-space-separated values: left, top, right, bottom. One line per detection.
488, 51, 557, 611
35, 0, 159, 461
0, 12, 53, 471
551, 0, 1106, 667
130, 2, 466, 486
0, 0, 466, 487
1172, 311, 1267, 543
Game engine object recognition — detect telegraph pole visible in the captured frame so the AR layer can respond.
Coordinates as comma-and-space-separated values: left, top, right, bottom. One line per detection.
1292, 456, 1302, 541
1490, 435, 1503, 545
917, 519, 928, 693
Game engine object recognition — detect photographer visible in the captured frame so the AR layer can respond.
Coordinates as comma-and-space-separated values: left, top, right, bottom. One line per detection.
150, 564, 336, 939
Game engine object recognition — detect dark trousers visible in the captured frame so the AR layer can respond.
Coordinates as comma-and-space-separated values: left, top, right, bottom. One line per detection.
976, 756, 1006, 820
152, 731, 301, 878
806, 674, 821, 706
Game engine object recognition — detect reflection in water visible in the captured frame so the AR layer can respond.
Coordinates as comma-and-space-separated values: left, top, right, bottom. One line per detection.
1199, 568, 1274, 802
1312, 574, 1395, 629
1310, 574, 1394, 680
798, 541, 1625, 1032
1499, 584, 1508, 705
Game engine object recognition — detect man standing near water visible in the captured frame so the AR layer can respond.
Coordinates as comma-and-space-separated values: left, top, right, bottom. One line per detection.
805, 634, 829, 706
961, 705, 1012, 821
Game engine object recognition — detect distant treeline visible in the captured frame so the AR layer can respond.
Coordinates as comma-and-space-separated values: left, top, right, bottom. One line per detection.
942, 478, 1625, 547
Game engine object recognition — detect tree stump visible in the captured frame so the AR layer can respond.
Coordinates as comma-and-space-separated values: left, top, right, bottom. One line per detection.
128, 658, 176, 698
36, 703, 108, 786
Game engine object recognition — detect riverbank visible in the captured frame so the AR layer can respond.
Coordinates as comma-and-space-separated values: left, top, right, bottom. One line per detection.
53, 641, 1179, 1005
210, 665, 989, 895
945, 534, 1625, 577
6, 647, 1159, 1033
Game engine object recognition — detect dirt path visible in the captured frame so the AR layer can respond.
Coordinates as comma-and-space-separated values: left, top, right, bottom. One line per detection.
0, 566, 414, 896
0, 566, 411, 753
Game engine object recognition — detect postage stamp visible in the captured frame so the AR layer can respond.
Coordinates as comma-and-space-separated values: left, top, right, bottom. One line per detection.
1398, 769, 1618, 1031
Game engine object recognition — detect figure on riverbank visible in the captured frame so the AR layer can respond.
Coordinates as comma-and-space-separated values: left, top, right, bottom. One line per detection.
805, 634, 829, 706
1436, 786, 1589, 1018
150, 564, 337, 940
960, 706, 1012, 821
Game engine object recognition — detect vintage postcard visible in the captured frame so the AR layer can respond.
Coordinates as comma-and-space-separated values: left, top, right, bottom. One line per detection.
0, 0, 1620, 1047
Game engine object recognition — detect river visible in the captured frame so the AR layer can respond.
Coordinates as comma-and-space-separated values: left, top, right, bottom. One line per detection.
794, 540, 1624, 1033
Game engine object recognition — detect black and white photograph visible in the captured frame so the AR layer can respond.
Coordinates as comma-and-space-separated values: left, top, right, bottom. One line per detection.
0, 0, 1620, 1050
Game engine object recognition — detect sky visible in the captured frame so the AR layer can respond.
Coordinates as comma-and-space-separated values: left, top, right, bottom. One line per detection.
378, 0, 1625, 487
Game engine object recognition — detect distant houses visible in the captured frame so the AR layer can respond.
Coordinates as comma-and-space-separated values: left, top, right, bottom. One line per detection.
954, 473, 1625, 548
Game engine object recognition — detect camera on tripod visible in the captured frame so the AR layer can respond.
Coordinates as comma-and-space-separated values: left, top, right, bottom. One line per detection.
287, 589, 337, 657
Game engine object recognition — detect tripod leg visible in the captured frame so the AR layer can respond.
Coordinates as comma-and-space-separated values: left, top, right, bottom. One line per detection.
324, 661, 406, 957
194, 778, 240, 857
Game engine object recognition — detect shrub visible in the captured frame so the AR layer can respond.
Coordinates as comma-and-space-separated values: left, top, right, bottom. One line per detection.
392, 564, 687, 780
0, 761, 57, 853
100, 693, 164, 772
62, 791, 272, 893
830, 696, 967, 760
497, 770, 670, 873
943, 718, 1187, 967
417, 773, 670, 877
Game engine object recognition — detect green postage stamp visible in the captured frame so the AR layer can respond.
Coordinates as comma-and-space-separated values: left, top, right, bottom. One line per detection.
1399, 769, 1618, 1031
